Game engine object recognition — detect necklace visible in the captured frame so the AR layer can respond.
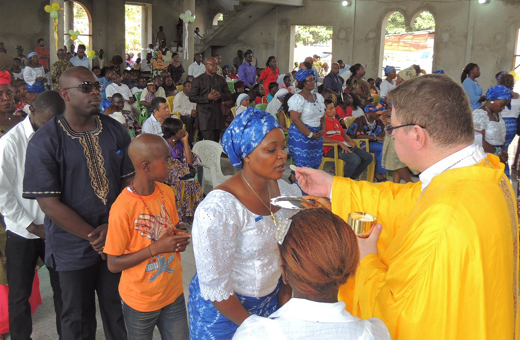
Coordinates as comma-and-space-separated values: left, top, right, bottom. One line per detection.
240, 172, 278, 226
129, 181, 167, 242
363, 114, 376, 131
481, 105, 499, 122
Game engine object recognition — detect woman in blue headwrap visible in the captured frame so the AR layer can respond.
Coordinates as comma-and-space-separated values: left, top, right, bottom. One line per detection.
379, 66, 396, 101
496, 72, 520, 173
22, 52, 46, 94
287, 69, 325, 188
188, 108, 301, 340
473, 84, 512, 176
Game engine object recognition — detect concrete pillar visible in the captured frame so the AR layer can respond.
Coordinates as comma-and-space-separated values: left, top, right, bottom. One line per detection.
182, 0, 195, 72
49, 0, 65, 66
64, 1, 74, 38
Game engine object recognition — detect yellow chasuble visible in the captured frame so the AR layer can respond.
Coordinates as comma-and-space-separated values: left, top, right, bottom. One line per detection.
332, 154, 519, 340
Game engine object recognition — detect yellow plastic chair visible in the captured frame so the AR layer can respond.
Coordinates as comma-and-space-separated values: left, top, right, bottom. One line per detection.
231, 107, 236, 118
352, 139, 375, 183
166, 96, 175, 112
176, 85, 183, 92
171, 111, 181, 119
319, 143, 345, 176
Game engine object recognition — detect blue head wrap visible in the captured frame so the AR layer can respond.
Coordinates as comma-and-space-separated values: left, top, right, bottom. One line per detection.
496, 71, 507, 81
295, 69, 314, 83
433, 69, 445, 74
27, 52, 37, 59
384, 66, 395, 75
486, 85, 513, 110
364, 102, 387, 113
222, 108, 281, 168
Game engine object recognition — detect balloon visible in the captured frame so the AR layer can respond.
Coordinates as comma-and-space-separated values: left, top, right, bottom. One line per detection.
185, 10, 192, 17
189, 16, 195, 23
88, 55, 95, 60
69, 29, 74, 35
50, 10, 58, 19
44, 5, 52, 13
51, 2, 60, 11
509, 71, 519, 82
179, 13, 186, 20
70, 35, 77, 40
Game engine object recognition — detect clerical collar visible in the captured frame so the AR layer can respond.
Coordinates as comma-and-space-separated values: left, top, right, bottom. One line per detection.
419, 144, 486, 191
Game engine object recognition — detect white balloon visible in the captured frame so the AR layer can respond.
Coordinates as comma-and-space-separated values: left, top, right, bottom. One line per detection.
185, 10, 192, 17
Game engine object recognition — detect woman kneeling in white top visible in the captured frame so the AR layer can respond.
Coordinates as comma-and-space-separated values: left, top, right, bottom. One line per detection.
233, 208, 391, 340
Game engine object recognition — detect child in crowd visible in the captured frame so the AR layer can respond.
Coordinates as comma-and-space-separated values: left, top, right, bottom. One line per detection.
266, 82, 279, 102
14, 83, 28, 113
104, 134, 191, 340
232, 80, 245, 103
234, 93, 250, 116
15, 91, 37, 117
250, 84, 267, 105
92, 66, 101, 78
140, 82, 157, 108
279, 75, 294, 94
322, 99, 373, 179
228, 66, 238, 80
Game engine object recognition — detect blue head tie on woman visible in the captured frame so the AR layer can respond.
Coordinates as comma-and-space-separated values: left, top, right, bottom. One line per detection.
222, 107, 281, 168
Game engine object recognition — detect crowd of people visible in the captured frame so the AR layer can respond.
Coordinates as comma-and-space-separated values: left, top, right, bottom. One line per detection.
0, 29, 519, 340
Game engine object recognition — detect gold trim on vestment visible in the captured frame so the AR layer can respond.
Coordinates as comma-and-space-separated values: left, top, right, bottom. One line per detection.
58, 116, 109, 205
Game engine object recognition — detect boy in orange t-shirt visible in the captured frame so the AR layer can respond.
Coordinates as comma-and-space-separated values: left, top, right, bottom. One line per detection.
104, 134, 191, 339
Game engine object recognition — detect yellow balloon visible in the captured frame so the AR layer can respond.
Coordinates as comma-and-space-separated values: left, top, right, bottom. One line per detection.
509, 71, 519, 82
44, 5, 52, 13
51, 3, 60, 11
71, 35, 77, 40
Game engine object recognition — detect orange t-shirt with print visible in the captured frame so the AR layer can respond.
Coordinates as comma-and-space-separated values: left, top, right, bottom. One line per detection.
104, 182, 183, 312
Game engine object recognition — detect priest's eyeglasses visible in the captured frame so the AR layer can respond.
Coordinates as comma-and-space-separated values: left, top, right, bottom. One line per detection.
385, 123, 426, 137
62, 81, 103, 93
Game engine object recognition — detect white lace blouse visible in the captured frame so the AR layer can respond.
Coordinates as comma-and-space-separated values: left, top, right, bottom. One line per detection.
472, 108, 506, 146
192, 179, 301, 301
287, 93, 325, 127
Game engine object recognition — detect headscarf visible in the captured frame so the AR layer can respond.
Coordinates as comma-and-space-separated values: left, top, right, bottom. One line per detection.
27, 52, 37, 59
496, 71, 508, 81
398, 66, 418, 81
266, 88, 289, 117
486, 85, 513, 101
294, 69, 314, 83
109, 112, 127, 125
222, 108, 280, 168
364, 102, 387, 114
0, 71, 12, 85
235, 93, 250, 116
384, 66, 395, 75
433, 69, 445, 74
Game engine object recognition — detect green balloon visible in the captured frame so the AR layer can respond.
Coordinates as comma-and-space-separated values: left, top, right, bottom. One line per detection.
179, 13, 186, 20
189, 16, 195, 23
50, 10, 58, 18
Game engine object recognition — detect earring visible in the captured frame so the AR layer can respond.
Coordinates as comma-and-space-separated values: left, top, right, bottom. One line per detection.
490, 101, 494, 104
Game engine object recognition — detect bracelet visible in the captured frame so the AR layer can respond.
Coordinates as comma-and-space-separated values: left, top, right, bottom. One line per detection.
148, 244, 154, 257
307, 132, 314, 138
494, 147, 502, 155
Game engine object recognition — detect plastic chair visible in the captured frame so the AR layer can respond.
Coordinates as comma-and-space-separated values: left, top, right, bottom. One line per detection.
227, 80, 236, 94
319, 141, 375, 182
255, 103, 268, 111
166, 96, 175, 112
135, 92, 149, 125
231, 107, 236, 118
192, 140, 231, 189
352, 139, 375, 183
319, 143, 345, 176
176, 85, 183, 92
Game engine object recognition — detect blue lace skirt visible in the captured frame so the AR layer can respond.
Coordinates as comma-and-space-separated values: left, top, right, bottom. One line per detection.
288, 124, 323, 169
187, 274, 281, 340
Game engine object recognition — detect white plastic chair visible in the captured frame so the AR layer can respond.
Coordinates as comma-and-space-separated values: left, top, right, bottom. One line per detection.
192, 140, 232, 189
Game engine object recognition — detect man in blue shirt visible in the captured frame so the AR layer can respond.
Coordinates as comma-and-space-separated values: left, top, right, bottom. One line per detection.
238, 51, 256, 90
69, 44, 91, 70
323, 62, 344, 96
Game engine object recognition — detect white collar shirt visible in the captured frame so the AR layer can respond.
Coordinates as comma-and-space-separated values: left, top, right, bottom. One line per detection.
233, 298, 390, 340
141, 114, 163, 136
69, 55, 91, 69
188, 62, 206, 78
173, 91, 196, 116
0, 116, 45, 238
106, 83, 133, 101
419, 144, 486, 191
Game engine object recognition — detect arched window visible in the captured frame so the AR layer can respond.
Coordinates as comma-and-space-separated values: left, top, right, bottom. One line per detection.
64, 1, 93, 51
213, 13, 224, 26
380, 11, 435, 75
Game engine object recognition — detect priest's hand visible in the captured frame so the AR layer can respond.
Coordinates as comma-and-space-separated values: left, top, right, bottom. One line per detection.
295, 167, 333, 197
301, 195, 331, 210
357, 224, 382, 260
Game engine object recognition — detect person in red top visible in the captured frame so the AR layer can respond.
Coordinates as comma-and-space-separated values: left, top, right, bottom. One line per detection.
322, 99, 372, 179
34, 38, 50, 72
259, 56, 279, 91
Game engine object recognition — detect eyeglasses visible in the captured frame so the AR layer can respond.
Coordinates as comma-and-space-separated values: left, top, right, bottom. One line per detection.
62, 81, 102, 93
385, 123, 426, 136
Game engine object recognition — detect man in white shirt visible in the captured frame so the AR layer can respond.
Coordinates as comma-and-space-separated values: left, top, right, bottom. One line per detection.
0, 91, 63, 339
188, 53, 206, 78
173, 80, 196, 144
141, 53, 153, 74
106, 72, 135, 113
142, 97, 171, 136
69, 44, 91, 70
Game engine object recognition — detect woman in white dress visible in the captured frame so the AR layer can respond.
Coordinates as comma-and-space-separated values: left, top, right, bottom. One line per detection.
233, 208, 391, 340
188, 108, 301, 339
379, 66, 396, 102
473, 85, 512, 171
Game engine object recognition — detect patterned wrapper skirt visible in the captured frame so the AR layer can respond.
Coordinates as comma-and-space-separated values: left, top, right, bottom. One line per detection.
288, 124, 323, 169
26, 81, 45, 95
187, 274, 281, 340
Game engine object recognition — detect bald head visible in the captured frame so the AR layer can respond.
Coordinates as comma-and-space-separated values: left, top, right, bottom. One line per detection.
204, 57, 218, 75
128, 133, 170, 169
59, 66, 97, 89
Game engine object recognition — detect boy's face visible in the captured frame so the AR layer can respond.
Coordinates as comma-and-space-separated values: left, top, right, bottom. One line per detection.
325, 103, 335, 118
138, 78, 147, 89
270, 86, 278, 96
148, 147, 170, 182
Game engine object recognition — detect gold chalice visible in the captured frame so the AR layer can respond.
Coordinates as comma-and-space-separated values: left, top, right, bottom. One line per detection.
347, 212, 378, 236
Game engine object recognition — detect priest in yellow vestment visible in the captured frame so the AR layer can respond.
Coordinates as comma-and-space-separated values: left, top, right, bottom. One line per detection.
296, 74, 519, 340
